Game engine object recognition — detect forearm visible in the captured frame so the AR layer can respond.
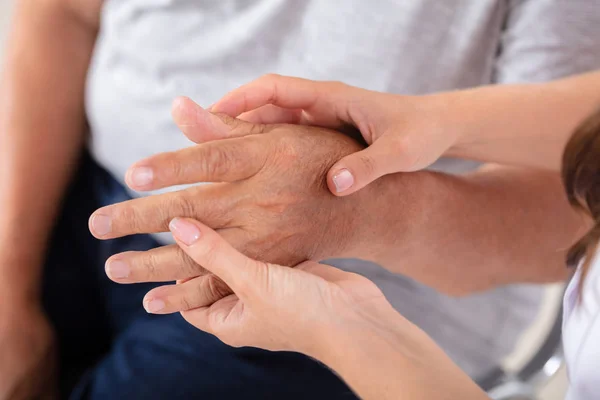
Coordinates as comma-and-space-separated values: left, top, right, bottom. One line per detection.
351, 166, 585, 295
0, 0, 99, 301
442, 71, 600, 170
315, 306, 488, 400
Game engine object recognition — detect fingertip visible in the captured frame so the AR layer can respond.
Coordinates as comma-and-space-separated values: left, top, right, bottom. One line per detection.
169, 218, 205, 247
124, 164, 155, 191
105, 257, 131, 281
171, 96, 202, 125
144, 297, 167, 314
89, 210, 113, 239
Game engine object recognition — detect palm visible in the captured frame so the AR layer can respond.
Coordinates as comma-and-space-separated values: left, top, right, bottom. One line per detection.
184, 262, 385, 343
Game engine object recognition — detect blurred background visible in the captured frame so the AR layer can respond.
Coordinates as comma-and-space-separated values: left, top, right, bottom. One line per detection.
0, 1, 579, 399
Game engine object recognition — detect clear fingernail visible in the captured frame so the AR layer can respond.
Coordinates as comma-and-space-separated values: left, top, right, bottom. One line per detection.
169, 218, 201, 246
332, 169, 354, 193
145, 299, 165, 313
90, 214, 112, 236
106, 260, 130, 279
129, 167, 154, 187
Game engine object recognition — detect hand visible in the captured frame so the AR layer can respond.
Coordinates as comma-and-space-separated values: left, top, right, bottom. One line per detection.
0, 302, 56, 400
163, 218, 487, 400
89, 99, 383, 313
163, 217, 391, 357
210, 74, 456, 196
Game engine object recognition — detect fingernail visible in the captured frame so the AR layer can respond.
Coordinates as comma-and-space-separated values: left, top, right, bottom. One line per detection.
90, 214, 112, 236
145, 299, 165, 313
106, 260, 130, 279
129, 167, 154, 187
169, 218, 201, 246
332, 169, 354, 193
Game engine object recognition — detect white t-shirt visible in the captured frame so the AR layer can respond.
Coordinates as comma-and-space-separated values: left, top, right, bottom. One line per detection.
563, 254, 600, 400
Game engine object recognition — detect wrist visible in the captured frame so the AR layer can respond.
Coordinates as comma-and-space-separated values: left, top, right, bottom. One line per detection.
417, 91, 464, 156
308, 300, 408, 368
339, 170, 434, 264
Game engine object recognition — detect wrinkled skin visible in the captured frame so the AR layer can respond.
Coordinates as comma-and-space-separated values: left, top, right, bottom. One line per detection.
89, 108, 377, 313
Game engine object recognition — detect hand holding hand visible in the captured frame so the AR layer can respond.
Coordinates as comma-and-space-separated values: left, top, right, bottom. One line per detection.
210, 74, 456, 195
89, 98, 385, 313
164, 217, 390, 357
145, 218, 488, 400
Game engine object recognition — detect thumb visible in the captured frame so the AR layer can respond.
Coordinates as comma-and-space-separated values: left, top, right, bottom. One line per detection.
172, 96, 265, 143
327, 137, 416, 196
168, 217, 264, 299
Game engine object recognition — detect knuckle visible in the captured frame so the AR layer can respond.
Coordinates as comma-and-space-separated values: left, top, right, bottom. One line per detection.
390, 135, 421, 170
202, 236, 223, 265
178, 246, 206, 276
247, 123, 266, 136
357, 153, 378, 178
246, 260, 268, 291
178, 293, 194, 311
205, 275, 232, 300
201, 145, 233, 178
174, 191, 198, 218
114, 204, 140, 232
141, 251, 160, 278
166, 153, 186, 181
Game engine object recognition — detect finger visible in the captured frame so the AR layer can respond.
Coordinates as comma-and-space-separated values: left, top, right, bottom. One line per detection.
89, 184, 238, 239
105, 245, 207, 283
327, 137, 416, 196
169, 217, 264, 296
142, 274, 233, 314
180, 294, 239, 335
172, 96, 268, 143
125, 136, 267, 191
211, 74, 358, 128
105, 228, 243, 283
238, 105, 304, 125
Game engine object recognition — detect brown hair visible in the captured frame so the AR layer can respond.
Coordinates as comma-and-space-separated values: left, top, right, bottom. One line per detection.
562, 107, 600, 283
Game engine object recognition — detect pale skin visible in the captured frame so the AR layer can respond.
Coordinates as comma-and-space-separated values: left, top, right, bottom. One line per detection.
98, 73, 599, 399
163, 217, 489, 400
211, 72, 600, 186
0, 1, 590, 399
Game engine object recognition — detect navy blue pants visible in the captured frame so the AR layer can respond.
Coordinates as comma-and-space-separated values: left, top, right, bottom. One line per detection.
42, 154, 356, 400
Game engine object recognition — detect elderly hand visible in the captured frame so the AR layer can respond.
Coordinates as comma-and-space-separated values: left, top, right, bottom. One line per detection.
210, 74, 456, 196
88, 98, 384, 313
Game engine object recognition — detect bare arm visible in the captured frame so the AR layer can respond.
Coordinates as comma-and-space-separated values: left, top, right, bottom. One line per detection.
321, 309, 489, 400
0, 0, 102, 302
335, 164, 582, 296
445, 71, 600, 170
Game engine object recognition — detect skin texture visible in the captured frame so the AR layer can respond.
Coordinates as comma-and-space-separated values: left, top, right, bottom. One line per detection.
91, 106, 403, 313
0, 0, 101, 398
93, 98, 584, 317
210, 74, 454, 196
163, 217, 489, 400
